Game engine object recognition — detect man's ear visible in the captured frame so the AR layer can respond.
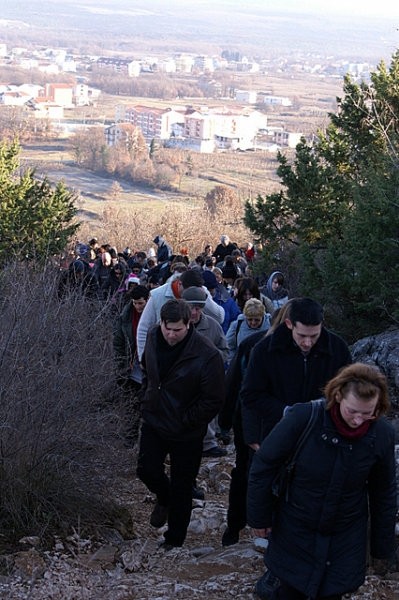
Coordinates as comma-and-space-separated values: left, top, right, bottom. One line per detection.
285, 318, 293, 330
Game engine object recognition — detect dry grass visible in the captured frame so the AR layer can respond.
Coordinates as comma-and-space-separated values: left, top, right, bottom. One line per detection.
20, 71, 341, 235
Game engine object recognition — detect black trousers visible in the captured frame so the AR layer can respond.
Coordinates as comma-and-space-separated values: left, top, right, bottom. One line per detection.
136, 422, 203, 546
226, 418, 254, 532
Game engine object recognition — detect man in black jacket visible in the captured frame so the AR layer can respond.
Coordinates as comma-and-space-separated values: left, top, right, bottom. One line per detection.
136, 299, 225, 550
221, 298, 351, 549
241, 297, 352, 450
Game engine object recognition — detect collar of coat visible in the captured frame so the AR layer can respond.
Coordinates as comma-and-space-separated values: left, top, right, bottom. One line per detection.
269, 322, 333, 356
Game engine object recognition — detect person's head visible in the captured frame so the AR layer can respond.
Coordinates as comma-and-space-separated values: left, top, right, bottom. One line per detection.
271, 272, 284, 292
202, 270, 218, 296
181, 286, 207, 324
243, 298, 265, 329
221, 258, 238, 286
135, 251, 147, 265
195, 255, 205, 268
231, 249, 242, 261
180, 269, 204, 290
153, 235, 163, 246
160, 299, 191, 346
113, 263, 126, 280
213, 267, 223, 284
220, 234, 230, 246
205, 257, 216, 269
129, 284, 149, 313
101, 251, 112, 267
285, 297, 324, 354
130, 261, 142, 275
148, 273, 160, 289
324, 363, 390, 427
146, 257, 157, 269
170, 261, 188, 275
204, 244, 213, 255
126, 274, 140, 290
235, 277, 260, 309
171, 253, 190, 267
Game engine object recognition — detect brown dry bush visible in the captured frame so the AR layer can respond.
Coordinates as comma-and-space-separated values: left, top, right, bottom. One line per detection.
0, 263, 127, 544
81, 201, 251, 258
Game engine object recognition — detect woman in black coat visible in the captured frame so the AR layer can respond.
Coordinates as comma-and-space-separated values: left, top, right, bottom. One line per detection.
247, 363, 397, 600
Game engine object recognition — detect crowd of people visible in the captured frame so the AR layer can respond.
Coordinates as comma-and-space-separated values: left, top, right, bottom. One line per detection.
58, 232, 397, 600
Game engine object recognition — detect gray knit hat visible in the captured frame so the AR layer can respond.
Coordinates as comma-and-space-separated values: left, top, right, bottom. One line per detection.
181, 286, 207, 306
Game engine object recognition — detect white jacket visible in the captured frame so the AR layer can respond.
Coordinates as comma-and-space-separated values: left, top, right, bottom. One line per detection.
136, 276, 225, 360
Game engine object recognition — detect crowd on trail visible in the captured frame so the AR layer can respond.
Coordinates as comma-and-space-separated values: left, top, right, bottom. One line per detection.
58, 233, 398, 600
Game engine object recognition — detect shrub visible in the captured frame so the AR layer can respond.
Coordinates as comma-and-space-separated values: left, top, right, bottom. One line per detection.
0, 263, 127, 543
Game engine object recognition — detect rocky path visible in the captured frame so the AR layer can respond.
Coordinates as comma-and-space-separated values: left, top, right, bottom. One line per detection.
0, 447, 398, 599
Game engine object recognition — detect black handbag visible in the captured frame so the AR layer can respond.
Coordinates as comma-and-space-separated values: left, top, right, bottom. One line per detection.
272, 399, 323, 502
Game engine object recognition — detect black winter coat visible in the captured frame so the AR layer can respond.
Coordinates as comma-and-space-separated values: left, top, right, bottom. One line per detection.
141, 325, 225, 441
247, 401, 397, 598
240, 323, 352, 445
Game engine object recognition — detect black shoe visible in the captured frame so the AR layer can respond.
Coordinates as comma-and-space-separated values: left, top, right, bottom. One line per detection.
222, 527, 239, 546
150, 503, 168, 528
202, 446, 227, 458
254, 570, 281, 600
159, 540, 181, 551
216, 430, 232, 445
159, 542, 175, 551
192, 485, 205, 500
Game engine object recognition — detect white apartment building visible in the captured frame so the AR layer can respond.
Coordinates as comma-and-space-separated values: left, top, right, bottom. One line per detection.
173, 54, 194, 73
123, 105, 185, 140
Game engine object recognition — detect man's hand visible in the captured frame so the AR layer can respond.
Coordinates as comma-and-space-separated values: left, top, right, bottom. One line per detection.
249, 442, 260, 451
252, 527, 272, 538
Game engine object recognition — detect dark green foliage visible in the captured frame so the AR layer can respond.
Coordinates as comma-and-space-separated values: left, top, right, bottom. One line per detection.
245, 52, 399, 341
0, 140, 79, 264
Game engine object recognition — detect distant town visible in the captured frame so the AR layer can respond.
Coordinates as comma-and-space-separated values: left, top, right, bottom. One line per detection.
0, 42, 374, 153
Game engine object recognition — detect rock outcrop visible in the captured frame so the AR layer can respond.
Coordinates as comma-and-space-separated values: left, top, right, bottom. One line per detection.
351, 328, 399, 407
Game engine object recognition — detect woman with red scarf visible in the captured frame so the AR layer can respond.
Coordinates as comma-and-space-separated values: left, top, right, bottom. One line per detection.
247, 363, 397, 600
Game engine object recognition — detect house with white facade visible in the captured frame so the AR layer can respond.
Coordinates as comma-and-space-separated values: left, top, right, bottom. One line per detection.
122, 105, 185, 141
173, 54, 194, 73
74, 83, 90, 106
28, 98, 64, 120
235, 90, 257, 104
45, 83, 74, 107
182, 107, 267, 152
273, 130, 302, 148
0, 90, 32, 106
96, 57, 141, 77
262, 95, 292, 107
104, 122, 142, 147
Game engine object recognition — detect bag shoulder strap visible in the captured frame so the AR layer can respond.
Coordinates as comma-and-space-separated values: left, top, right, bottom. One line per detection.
235, 317, 243, 343
291, 398, 324, 462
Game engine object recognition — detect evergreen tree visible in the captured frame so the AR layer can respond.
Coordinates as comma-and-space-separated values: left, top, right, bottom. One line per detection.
244, 52, 399, 340
0, 140, 79, 264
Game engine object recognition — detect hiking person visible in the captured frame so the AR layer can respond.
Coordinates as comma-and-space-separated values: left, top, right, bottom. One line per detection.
136, 299, 225, 549
248, 363, 397, 600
